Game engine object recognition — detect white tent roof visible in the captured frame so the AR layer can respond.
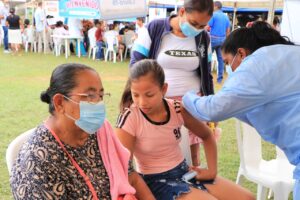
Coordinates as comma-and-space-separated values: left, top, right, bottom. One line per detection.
220, 0, 283, 9
149, 0, 283, 9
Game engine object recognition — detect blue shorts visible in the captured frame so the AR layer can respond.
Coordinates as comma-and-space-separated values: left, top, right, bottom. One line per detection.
139, 160, 214, 200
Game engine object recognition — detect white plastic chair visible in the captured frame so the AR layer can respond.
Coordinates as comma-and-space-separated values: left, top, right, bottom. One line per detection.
52, 33, 63, 56
88, 27, 98, 60
123, 31, 135, 60
6, 128, 36, 175
53, 42, 63, 56
211, 51, 218, 72
105, 35, 121, 63
52, 28, 69, 56
179, 126, 193, 166
24, 27, 37, 53
235, 119, 295, 200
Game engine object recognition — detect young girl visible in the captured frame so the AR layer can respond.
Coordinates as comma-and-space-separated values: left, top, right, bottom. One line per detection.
23, 19, 35, 52
130, 0, 217, 167
115, 59, 254, 200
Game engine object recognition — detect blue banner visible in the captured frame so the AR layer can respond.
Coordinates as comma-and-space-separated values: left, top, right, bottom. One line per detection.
59, 0, 100, 19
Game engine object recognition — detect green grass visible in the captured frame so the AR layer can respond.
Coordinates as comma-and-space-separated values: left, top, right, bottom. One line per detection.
0, 49, 289, 199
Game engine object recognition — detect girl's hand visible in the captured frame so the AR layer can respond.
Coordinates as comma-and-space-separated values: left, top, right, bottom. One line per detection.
190, 166, 217, 180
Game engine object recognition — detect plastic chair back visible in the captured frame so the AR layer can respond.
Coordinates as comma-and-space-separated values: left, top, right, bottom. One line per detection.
87, 27, 98, 60
236, 120, 262, 171
104, 33, 118, 63
123, 31, 135, 60
25, 27, 35, 43
123, 32, 134, 48
235, 119, 295, 200
88, 27, 97, 48
106, 34, 118, 51
179, 126, 192, 166
6, 128, 36, 175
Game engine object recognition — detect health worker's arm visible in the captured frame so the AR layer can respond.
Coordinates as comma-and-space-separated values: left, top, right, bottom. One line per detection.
183, 66, 267, 122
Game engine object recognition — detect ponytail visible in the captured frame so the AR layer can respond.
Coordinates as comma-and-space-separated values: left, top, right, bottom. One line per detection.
119, 80, 133, 111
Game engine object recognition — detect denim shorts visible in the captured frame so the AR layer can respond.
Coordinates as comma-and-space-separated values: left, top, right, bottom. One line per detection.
139, 160, 214, 200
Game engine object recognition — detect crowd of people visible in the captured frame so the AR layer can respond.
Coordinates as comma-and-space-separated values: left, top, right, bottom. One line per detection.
0, 0, 140, 58
5, 0, 299, 200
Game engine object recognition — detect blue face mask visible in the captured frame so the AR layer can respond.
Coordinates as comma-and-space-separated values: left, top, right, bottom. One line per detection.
179, 16, 203, 37
65, 97, 106, 135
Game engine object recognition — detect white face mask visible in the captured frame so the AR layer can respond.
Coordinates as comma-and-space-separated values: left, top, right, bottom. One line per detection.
227, 53, 238, 76
226, 65, 233, 76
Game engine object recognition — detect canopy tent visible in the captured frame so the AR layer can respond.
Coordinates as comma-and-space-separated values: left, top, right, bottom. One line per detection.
149, 0, 283, 9
218, 0, 282, 29
219, 0, 283, 9
149, 0, 282, 29
281, 0, 300, 44
222, 6, 282, 14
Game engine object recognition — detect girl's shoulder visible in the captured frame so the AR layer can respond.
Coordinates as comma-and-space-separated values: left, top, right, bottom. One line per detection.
116, 106, 138, 129
165, 98, 181, 114
165, 98, 184, 124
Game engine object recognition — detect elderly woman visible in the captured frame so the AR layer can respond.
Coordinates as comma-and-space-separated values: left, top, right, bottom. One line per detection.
10, 63, 154, 200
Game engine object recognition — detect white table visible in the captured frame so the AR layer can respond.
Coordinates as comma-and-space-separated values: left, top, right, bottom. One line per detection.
51, 35, 84, 59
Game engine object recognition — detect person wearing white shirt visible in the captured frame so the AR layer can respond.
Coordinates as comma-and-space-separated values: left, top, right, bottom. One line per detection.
34, 2, 45, 53
0, 0, 9, 52
134, 17, 146, 41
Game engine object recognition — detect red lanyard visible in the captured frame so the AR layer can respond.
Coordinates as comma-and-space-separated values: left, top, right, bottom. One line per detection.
44, 124, 99, 200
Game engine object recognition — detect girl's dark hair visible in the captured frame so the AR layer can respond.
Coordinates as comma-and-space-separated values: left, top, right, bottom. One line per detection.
24, 19, 30, 25
94, 19, 100, 26
40, 63, 95, 114
55, 21, 63, 27
222, 21, 294, 55
120, 60, 165, 111
273, 16, 280, 26
184, 0, 214, 16
24, 19, 30, 28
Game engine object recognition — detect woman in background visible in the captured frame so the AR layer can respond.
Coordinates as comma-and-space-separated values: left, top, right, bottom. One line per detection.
6, 7, 22, 54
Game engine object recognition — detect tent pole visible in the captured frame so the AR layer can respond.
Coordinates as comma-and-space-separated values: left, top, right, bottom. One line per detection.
267, 0, 276, 24
232, 1, 237, 31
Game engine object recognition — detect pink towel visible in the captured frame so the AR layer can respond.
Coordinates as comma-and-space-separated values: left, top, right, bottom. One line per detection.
97, 120, 137, 200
